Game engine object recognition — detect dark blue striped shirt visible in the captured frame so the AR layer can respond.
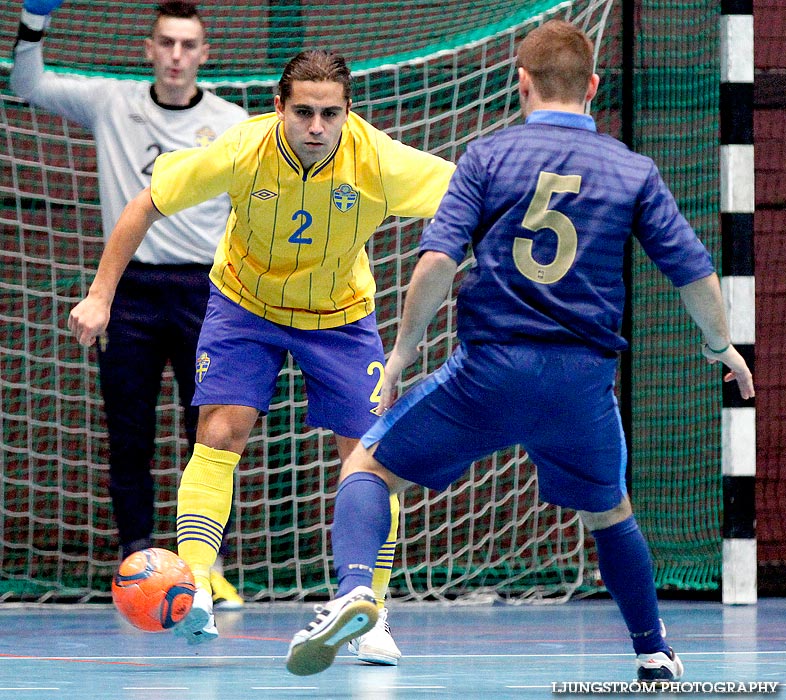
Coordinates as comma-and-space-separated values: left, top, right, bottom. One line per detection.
420, 111, 715, 353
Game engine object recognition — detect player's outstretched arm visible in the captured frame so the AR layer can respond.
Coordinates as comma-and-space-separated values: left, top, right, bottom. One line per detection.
677, 273, 755, 400
381, 251, 458, 411
68, 188, 163, 347
13, 0, 66, 96
13, 0, 107, 124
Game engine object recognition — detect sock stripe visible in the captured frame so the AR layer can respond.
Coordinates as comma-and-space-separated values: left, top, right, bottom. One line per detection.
176, 527, 223, 545
177, 527, 222, 545
177, 536, 221, 553
177, 514, 224, 550
177, 530, 222, 550
177, 515, 224, 538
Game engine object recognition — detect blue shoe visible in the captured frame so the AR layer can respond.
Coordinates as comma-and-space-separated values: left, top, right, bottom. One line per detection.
286, 586, 377, 676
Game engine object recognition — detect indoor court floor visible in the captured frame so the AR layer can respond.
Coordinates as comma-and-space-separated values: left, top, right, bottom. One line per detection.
0, 597, 784, 699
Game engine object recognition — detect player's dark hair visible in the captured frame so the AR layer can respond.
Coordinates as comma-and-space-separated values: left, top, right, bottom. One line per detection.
278, 50, 353, 106
515, 19, 594, 104
153, 2, 203, 30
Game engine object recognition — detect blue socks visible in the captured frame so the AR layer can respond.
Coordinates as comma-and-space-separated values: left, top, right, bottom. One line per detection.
333, 472, 391, 597
592, 515, 670, 655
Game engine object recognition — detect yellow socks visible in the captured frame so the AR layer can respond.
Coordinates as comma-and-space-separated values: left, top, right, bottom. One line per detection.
177, 443, 239, 592
371, 493, 400, 608
177, 445, 399, 603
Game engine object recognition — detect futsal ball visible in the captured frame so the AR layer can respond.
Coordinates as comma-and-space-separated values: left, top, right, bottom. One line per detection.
112, 548, 196, 632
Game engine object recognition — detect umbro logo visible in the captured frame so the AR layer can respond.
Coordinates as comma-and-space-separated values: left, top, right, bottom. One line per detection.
129, 114, 146, 124
252, 189, 278, 200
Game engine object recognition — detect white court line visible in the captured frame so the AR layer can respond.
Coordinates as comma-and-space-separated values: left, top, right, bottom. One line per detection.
3, 650, 786, 661
252, 686, 447, 691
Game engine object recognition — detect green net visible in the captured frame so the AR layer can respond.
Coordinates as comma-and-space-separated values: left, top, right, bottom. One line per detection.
629, 3, 722, 590
0, 0, 723, 602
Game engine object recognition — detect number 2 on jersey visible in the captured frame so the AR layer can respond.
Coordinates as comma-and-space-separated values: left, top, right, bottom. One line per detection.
289, 209, 313, 244
141, 143, 163, 177
367, 361, 384, 414
513, 171, 581, 284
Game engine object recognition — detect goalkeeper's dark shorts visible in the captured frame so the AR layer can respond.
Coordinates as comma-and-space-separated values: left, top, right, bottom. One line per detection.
362, 339, 628, 513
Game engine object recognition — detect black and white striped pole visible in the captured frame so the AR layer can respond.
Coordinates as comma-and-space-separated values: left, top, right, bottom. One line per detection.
719, 0, 756, 605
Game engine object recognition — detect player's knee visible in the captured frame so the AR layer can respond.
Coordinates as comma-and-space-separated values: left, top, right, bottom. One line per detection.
340, 442, 377, 479
196, 404, 257, 453
340, 442, 405, 493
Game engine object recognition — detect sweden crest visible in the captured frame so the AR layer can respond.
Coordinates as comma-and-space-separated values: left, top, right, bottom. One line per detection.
332, 183, 358, 212
196, 351, 211, 383
195, 126, 217, 148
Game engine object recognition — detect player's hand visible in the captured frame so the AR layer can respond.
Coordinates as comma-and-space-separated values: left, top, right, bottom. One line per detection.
23, 0, 65, 15
379, 343, 420, 413
68, 294, 110, 348
702, 343, 755, 400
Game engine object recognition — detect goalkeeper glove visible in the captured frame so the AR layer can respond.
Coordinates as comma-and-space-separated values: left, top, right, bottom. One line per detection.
23, 0, 65, 15
20, 0, 64, 34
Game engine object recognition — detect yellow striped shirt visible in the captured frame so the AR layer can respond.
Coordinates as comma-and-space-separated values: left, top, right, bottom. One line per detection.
151, 111, 455, 329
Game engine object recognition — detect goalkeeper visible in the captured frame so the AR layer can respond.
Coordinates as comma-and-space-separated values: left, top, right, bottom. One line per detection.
68, 49, 456, 661
11, 0, 248, 609
285, 20, 755, 678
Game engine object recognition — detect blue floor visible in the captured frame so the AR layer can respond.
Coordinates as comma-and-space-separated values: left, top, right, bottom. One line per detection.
0, 598, 784, 699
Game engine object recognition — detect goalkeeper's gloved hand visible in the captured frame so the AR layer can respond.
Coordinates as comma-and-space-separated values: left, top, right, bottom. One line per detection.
23, 0, 65, 16
20, 0, 64, 35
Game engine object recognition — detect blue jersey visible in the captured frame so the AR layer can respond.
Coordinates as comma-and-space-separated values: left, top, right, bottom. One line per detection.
420, 111, 715, 353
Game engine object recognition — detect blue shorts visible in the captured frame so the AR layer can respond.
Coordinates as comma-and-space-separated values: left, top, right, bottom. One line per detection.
194, 285, 385, 438
363, 341, 627, 512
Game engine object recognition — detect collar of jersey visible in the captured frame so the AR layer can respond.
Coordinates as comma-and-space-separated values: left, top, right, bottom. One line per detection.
275, 121, 343, 180
525, 110, 596, 132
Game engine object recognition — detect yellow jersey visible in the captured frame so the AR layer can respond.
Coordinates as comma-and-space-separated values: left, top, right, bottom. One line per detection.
151, 111, 455, 329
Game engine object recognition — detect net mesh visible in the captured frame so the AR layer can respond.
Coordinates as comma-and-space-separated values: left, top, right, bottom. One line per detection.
0, 0, 725, 602
628, 4, 722, 590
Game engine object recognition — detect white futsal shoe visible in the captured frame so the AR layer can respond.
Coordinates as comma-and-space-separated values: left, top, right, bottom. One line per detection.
347, 607, 402, 665
173, 586, 219, 645
636, 648, 684, 682
286, 585, 377, 676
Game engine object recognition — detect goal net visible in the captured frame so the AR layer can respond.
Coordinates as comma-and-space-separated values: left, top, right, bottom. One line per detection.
2, 0, 618, 602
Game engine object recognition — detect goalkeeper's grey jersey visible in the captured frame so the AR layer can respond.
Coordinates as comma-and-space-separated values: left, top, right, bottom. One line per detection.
11, 40, 248, 265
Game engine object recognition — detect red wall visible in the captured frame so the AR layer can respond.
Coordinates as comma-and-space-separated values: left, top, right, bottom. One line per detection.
753, 1, 786, 577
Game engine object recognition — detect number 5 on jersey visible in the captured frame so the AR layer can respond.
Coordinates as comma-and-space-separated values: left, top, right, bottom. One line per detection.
513, 171, 581, 284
